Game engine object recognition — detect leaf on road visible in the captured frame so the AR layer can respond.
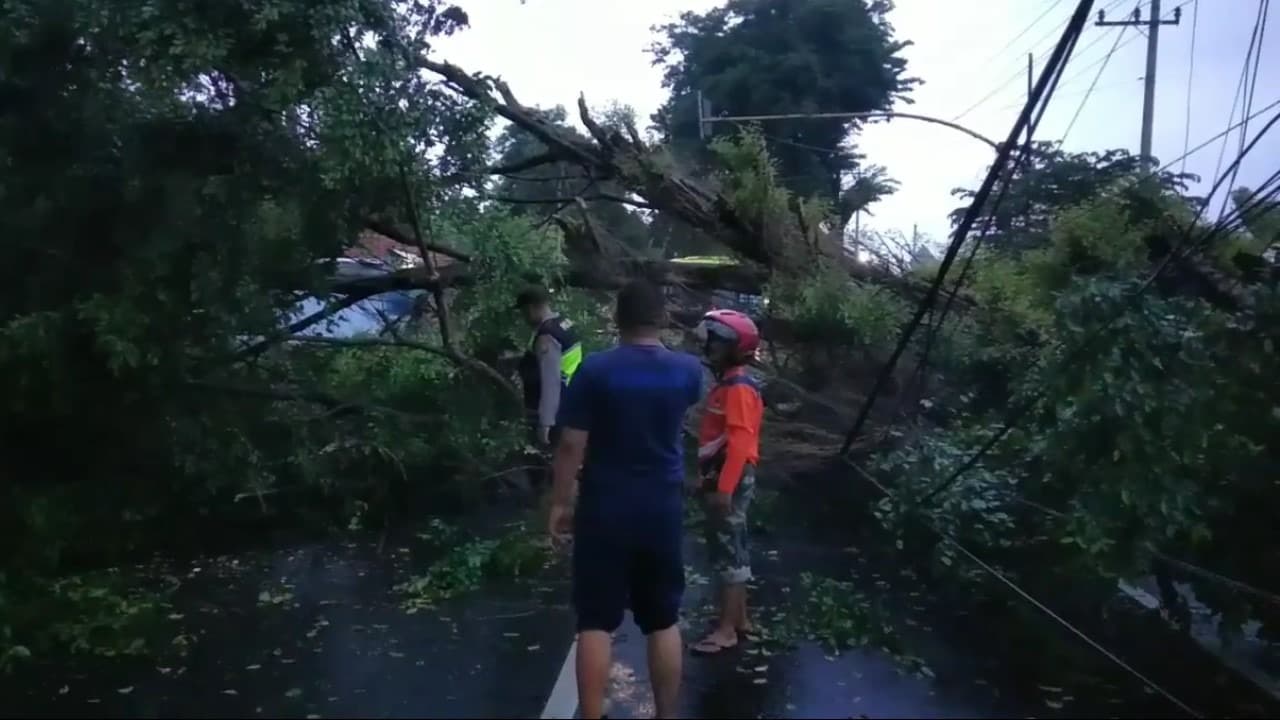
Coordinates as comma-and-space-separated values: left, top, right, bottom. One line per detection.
285, 688, 302, 699
117, 686, 134, 694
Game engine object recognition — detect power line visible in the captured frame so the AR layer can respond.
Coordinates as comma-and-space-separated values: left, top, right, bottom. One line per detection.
977, 0, 1069, 68
842, 458, 1202, 718
1210, 0, 1265, 204
908, 28, 1085, 402
894, 94, 1280, 426
961, 0, 1197, 127
1180, 0, 1199, 174
914, 108, 1280, 507
991, 76, 1135, 113
1063, 25, 1129, 140
840, 0, 1098, 455
951, 0, 1132, 123
915, 0, 1207, 372
1219, 0, 1270, 219
1005, 496, 1280, 610
1163, 95, 1280, 173
1055, 0, 1195, 93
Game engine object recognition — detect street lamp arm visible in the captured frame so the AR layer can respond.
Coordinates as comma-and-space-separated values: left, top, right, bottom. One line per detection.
703, 110, 1002, 152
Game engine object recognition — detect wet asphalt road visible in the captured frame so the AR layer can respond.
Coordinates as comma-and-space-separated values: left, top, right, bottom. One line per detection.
5, 479, 1275, 718
3, 538, 575, 719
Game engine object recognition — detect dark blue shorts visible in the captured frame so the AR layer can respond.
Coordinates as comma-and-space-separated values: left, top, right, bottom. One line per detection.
572, 527, 684, 635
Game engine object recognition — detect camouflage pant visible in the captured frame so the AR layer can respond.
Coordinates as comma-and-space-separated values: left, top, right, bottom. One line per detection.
703, 465, 756, 585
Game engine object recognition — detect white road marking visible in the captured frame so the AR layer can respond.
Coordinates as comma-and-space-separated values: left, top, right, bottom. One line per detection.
541, 637, 578, 719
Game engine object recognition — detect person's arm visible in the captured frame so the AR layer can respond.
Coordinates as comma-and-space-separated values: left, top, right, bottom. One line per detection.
549, 367, 591, 531
716, 385, 761, 496
551, 428, 587, 507
535, 333, 563, 435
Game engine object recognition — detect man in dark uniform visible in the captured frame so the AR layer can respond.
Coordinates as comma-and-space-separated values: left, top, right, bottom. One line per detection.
514, 286, 583, 451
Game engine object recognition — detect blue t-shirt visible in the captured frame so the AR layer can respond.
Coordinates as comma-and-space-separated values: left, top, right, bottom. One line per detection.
557, 343, 704, 530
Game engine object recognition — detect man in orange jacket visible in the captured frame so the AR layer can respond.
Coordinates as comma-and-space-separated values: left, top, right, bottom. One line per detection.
691, 309, 764, 655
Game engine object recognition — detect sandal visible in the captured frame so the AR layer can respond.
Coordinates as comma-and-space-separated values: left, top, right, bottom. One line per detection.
690, 633, 739, 655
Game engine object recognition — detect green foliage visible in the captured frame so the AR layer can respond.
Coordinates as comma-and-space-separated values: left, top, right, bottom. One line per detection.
444, 207, 568, 358
395, 521, 549, 612
887, 183, 1280, 639
652, 0, 917, 201
767, 263, 908, 385
0, 0, 569, 670
772, 572, 930, 676
772, 268, 906, 348
0, 570, 177, 672
952, 144, 1195, 253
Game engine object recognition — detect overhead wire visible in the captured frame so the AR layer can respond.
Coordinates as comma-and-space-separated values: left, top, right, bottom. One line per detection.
957, 0, 1198, 124
1210, 0, 1266, 213
900, 26, 1086, 414
998, 494, 1280, 610
951, 0, 1131, 123
1053, 0, 1201, 91
975, 0, 1069, 71
1062, 24, 1128, 141
1219, 0, 1270, 220
829, 8, 1275, 708
839, 0, 1099, 455
842, 457, 1203, 718
904, 97, 1280, 402
1162, 95, 1280, 174
990, 76, 1134, 113
914, 107, 1280, 507
905, 0, 1204, 405
1179, 0, 1199, 175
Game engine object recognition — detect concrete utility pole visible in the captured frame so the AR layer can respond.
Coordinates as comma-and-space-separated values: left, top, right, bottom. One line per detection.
1097, 2, 1182, 160
1027, 52, 1034, 146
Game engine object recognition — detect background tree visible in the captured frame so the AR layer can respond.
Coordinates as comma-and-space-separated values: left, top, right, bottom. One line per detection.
948, 144, 1196, 254
842, 163, 900, 245
650, 0, 917, 205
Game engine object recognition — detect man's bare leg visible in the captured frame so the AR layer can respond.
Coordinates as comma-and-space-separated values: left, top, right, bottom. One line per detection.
695, 584, 745, 651
646, 624, 683, 719
577, 630, 612, 719
737, 589, 752, 634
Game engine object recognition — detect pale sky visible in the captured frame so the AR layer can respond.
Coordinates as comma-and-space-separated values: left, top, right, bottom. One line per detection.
435, 0, 1279, 248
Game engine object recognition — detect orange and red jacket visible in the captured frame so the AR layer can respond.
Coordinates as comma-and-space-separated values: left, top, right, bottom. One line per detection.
696, 366, 764, 495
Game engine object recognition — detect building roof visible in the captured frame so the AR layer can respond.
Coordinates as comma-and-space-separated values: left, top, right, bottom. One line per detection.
344, 230, 456, 270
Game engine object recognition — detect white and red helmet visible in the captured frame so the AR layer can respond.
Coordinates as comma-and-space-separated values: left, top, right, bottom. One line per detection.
697, 309, 760, 358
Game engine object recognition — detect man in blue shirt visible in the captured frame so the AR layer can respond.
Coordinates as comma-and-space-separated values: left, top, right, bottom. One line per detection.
548, 280, 704, 720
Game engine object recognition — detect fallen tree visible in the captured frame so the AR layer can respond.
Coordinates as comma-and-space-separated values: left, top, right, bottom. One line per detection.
330, 55, 960, 307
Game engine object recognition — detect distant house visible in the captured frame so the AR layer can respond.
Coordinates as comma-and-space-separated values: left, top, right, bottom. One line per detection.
290, 230, 429, 338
